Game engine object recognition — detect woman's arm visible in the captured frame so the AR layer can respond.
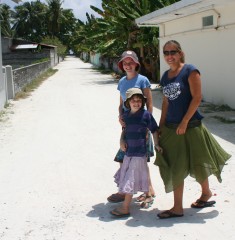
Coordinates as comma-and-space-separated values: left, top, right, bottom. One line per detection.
159, 96, 169, 128
177, 70, 202, 135
143, 88, 153, 113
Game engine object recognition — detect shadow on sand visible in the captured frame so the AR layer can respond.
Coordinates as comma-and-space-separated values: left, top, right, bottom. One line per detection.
87, 202, 219, 227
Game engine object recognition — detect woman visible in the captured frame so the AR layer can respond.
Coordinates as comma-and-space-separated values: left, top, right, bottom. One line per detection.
155, 40, 231, 219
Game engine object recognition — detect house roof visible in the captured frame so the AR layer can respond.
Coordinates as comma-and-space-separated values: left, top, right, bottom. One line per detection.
11, 44, 39, 50
10, 43, 56, 50
136, 0, 234, 26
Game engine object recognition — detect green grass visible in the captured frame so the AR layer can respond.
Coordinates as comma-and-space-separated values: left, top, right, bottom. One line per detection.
213, 116, 235, 124
202, 103, 234, 113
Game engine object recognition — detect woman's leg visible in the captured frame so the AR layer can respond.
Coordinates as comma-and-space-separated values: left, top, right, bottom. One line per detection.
172, 182, 184, 214
191, 178, 215, 208
157, 182, 184, 218
199, 178, 212, 200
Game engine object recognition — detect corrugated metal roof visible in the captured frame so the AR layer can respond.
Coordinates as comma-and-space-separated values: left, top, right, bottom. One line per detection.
136, 0, 234, 26
11, 44, 39, 50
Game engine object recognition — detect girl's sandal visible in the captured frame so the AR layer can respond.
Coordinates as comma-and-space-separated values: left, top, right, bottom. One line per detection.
136, 193, 147, 202
140, 196, 154, 209
136, 193, 155, 202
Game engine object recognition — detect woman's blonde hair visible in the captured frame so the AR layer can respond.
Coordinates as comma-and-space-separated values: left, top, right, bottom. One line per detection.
163, 40, 185, 63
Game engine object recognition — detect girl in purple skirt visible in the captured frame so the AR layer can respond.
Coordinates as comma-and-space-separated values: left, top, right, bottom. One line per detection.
110, 88, 162, 218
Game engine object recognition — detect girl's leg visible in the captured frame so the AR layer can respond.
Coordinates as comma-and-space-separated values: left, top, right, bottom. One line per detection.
121, 194, 133, 212
110, 194, 133, 216
147, 165, 155, 197
136, 164, 155, 202
107, 162, 125, 203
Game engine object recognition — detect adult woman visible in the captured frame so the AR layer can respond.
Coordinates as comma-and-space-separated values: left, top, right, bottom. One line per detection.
107, 50, 155, 208
155, 40, 231, 219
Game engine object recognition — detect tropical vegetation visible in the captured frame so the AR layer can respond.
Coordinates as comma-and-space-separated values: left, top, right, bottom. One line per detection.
0, 0, 180, 82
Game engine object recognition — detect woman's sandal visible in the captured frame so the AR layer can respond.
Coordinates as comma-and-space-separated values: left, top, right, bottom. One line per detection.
140, 195, 154, 209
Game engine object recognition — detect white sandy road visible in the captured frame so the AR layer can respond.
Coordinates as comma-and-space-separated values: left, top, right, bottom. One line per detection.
0, 56, 234, 240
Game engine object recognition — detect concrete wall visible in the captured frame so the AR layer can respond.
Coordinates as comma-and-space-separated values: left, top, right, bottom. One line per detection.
0, 31, 6, 110
89, 52, 120, 73
13, 61, 51, 93
159, 2, 235, 108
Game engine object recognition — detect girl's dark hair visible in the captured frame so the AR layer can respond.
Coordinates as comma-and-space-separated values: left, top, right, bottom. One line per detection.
125, 94, 146, 109
163, 40, 185, 63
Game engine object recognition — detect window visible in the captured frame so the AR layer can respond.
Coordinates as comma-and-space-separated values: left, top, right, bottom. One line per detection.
202, 15, 214, 27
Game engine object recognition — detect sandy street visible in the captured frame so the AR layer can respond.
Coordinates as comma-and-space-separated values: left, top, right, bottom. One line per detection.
0, 56, 234, 240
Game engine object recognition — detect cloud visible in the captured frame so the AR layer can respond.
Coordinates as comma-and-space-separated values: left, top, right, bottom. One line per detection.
62, 0, 102, 21
2, 0, 103, 21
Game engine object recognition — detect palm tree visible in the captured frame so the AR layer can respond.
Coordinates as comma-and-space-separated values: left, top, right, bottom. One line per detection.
12, 0, 48, 42
0, 4, 14, 37
45, 0, 64, 38
85, 0, 180, 81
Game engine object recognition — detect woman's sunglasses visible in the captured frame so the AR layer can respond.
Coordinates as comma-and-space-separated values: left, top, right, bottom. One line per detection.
163, 50, 179, 56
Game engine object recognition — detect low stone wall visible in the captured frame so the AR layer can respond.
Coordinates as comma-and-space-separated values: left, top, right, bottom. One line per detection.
13, 61, 51, 93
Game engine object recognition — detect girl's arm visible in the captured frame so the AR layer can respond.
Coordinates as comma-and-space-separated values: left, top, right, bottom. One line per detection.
176, 70, 202, 135
152, 131, 163, 153
143, 88, 153, 113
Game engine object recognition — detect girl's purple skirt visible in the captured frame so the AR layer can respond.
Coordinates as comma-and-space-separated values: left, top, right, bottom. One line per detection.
114, 156, 149, 194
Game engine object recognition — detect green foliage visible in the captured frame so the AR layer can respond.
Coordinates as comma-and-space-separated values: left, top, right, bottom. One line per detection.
2, 0, 180, 81
41, 36, 67, 57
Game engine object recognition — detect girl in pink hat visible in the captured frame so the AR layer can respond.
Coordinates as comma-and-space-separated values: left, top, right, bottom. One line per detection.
107, 50, 157, 209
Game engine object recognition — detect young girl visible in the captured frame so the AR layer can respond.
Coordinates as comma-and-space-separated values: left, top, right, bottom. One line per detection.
110, 88, 162, 218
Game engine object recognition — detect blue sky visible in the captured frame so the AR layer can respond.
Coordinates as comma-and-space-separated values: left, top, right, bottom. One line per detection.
1, 0, 103, 21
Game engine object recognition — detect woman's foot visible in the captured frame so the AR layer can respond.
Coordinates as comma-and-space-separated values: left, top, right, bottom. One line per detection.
157, 209, 184, 219
191, 191, 215, 208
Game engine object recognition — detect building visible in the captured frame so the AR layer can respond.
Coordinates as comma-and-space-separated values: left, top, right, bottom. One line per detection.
136, 0, 235, 108
0, 0, 22, 110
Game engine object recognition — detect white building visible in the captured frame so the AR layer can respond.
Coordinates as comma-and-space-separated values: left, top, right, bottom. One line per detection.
136, 0, 235, 109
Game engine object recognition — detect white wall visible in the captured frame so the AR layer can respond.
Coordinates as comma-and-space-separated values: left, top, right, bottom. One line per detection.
159, 3, 235, 108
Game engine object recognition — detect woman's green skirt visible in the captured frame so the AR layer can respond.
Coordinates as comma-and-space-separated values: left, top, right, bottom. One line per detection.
154, 123, 231, 193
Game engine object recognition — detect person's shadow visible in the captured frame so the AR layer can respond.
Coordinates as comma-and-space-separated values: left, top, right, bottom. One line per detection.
86, 202, 219, 227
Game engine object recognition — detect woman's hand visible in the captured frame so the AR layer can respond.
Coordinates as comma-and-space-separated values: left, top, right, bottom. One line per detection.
119, 115, 126, 127
176, 121, 188, 135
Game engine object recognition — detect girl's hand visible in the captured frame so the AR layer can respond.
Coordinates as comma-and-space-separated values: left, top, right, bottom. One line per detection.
155, 144, 163, 153
120, 140, 127, 152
